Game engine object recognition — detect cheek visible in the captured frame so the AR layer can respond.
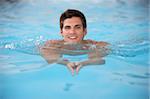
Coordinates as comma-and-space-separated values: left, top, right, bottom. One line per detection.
61, 31, 67, 37
63, 33, 68, 37
77, 34, 84, 40
79, 31, 86, 37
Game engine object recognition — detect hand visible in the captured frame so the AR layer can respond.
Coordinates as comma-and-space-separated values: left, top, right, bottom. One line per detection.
66, 62, 76, 76
74, 62, 82, 74
66, 62, 83, 76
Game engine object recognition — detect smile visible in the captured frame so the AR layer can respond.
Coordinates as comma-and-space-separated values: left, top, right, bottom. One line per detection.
68, 36, 78, 39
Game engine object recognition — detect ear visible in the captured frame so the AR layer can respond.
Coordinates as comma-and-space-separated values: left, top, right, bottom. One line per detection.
60, 30, 64, 37
60, 29, 63, 34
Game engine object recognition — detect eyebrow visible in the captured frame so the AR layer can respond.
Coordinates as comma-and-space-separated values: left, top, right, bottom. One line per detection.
75, 24, 82, 27
64, 24, 82, 27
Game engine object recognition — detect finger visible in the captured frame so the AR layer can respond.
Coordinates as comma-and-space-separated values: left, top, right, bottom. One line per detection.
69, 66, 74, 76
70, 68, 74, 76
74, 62, 80, 74
76, 66, 80, 74
76, 65, 82, 75
67, 64, 75, 76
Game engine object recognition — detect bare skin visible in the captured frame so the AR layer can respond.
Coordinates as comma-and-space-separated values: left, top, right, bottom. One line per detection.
40, 17, 109, 75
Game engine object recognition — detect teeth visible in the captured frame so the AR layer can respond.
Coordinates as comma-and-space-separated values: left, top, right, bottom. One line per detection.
69, 36, 76, 39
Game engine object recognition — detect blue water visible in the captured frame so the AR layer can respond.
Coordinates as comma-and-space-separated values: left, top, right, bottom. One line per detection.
0, 0, 149, 99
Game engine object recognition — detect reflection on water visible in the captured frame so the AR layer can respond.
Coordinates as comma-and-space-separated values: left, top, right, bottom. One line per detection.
0, 38, 149, 57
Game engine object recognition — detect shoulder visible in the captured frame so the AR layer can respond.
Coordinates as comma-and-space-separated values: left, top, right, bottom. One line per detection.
95, 41, 109, 47
85, 39, 109, 46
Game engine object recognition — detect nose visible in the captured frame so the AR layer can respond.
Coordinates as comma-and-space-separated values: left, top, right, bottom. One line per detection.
69, 28, 76, 34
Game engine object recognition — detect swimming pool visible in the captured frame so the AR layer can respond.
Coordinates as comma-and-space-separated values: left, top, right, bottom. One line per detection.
0, 0, 149, 99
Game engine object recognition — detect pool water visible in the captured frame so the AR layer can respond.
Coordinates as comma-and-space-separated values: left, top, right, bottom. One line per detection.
0, 0, 149, 99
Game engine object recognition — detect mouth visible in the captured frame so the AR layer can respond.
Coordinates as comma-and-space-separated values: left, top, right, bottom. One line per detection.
68, 36, 78, 40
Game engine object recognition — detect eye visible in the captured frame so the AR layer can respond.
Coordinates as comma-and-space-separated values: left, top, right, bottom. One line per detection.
64, 26, 70, 30
75, 26, 81, 29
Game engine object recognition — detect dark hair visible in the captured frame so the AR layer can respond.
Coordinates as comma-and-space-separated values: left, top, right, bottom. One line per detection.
60, 9, 87, 30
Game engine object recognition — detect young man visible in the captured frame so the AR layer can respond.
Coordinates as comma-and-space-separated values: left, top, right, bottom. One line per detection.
40, 9, 109, 75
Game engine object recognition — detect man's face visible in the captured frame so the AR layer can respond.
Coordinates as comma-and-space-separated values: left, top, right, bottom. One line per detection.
61, 17, 87, 43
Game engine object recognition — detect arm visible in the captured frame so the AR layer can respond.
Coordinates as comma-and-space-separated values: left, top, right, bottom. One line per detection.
75, 42, 110, 74
74, 52, 105, 74
39, 40, 67, 64
40, 46, 74, 66
79, 50, 105, 67
80, 41, 109, 66
40, 41, 76, 75
40, 46, 62, 64
80, 57, 105, 66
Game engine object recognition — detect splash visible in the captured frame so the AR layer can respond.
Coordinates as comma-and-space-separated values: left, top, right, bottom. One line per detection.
0, 38, 149, 57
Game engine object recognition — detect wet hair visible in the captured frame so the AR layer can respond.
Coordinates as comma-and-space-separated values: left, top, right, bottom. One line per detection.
60, 9, 87, 30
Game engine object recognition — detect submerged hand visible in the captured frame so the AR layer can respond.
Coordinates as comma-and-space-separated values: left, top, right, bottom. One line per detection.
66, 62, 76, 76
66, 62, 83, 76
74, 62, 82, 74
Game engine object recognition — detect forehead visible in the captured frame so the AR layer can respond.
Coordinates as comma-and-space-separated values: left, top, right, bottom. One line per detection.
63, 17, 82, 26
